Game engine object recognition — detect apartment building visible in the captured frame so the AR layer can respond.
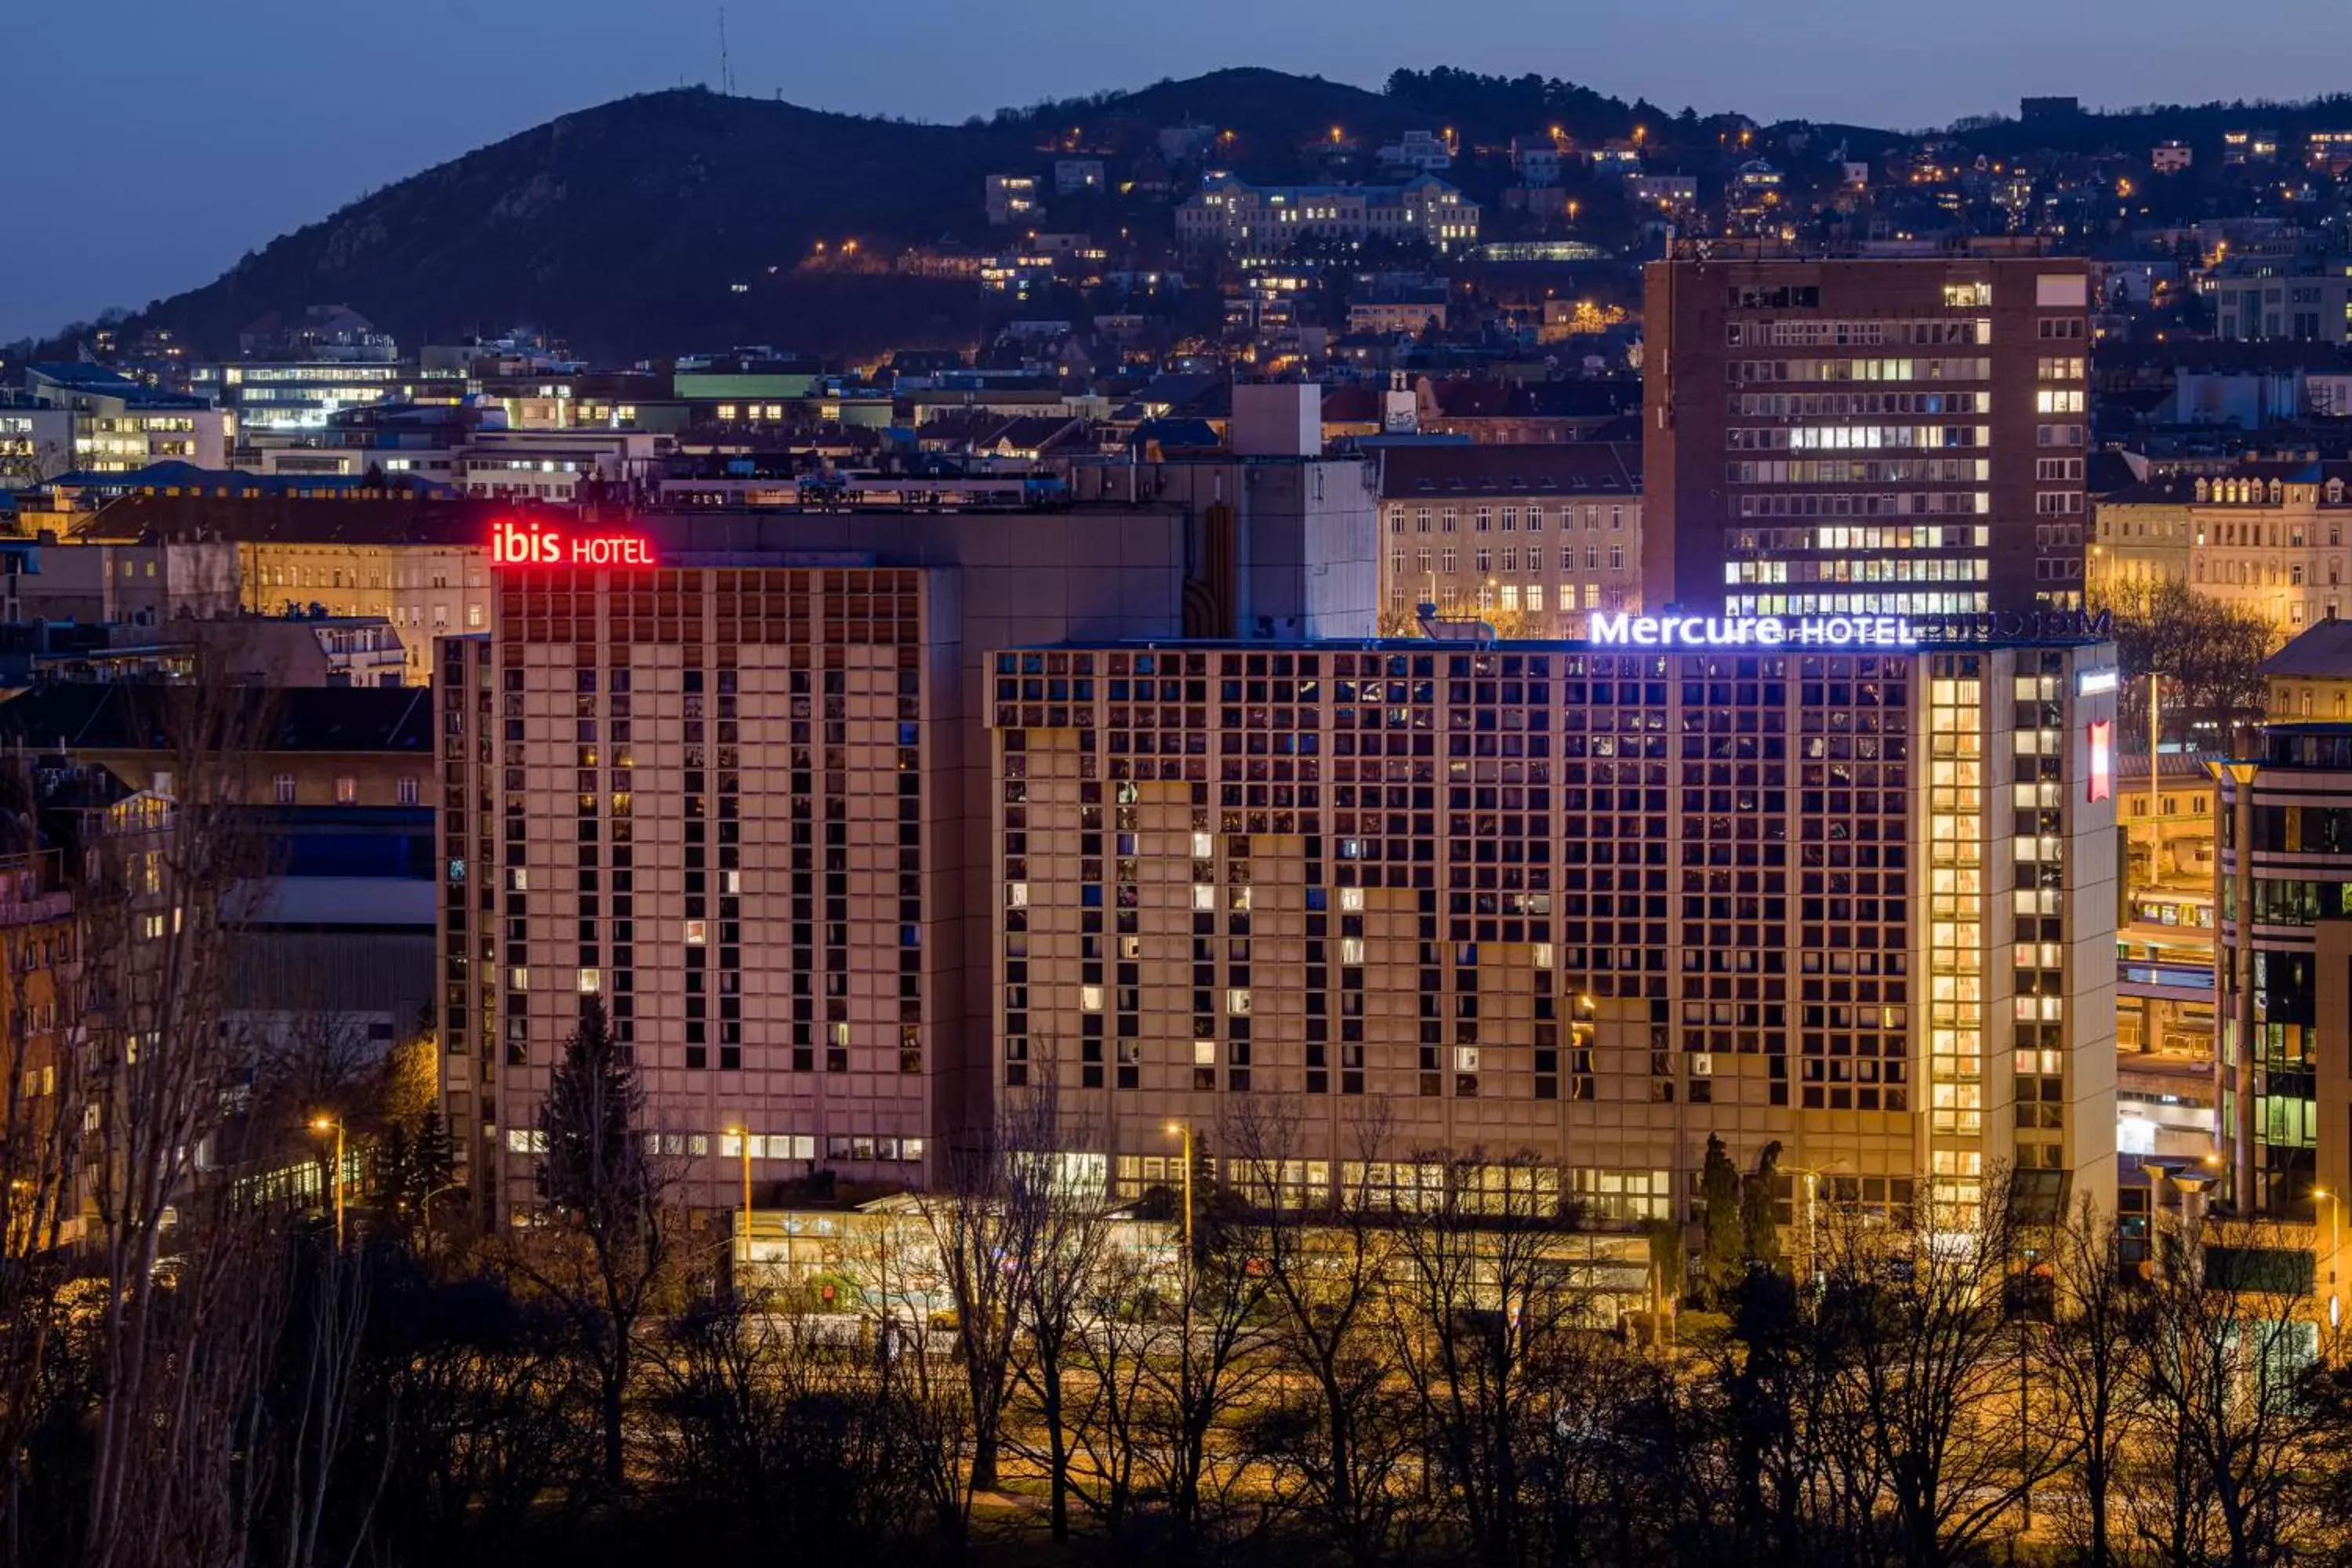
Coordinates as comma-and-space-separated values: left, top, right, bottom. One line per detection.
2263, 616, 2352, 721
441, 486, 1376, 1214
1178, 173, 1481, 259
1643, 248, 2092, 620
1375, 444, 1644, 633
2088, 474, 2196, 601
988, 630, 2120, 1221
71, 493, 500, 681
2182, 461, 2352, 634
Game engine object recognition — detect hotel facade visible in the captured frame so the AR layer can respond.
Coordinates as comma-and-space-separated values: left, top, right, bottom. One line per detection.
989, 626, 2120, 1220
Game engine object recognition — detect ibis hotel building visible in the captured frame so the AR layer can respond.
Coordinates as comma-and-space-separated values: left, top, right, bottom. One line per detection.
991, 619, 2121, 1221
436, 472, 1378, 1218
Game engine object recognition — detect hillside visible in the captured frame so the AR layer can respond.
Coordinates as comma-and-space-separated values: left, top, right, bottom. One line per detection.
71, 89, 1040, 363
43, 67, 2352, 365
44, 68, 1660, 365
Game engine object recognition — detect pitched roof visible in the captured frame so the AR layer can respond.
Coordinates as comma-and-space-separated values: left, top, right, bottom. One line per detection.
0, 683, 434, 756
75, 492, 519, 548
1377, 442, 1642, 500
2259, 616, 2352, 679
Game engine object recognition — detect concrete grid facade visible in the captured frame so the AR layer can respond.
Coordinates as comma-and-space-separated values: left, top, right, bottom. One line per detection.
989, 637, 2119, 1221
439, 563, 963, 1213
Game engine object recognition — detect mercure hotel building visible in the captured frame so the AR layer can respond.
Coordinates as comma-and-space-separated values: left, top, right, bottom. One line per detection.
989, 619, 2119, 1221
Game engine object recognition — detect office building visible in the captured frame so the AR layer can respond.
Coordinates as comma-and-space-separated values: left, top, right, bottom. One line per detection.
1375, 445, 1644, 633
2211, 261, 2352, 343
190, 360, 416, 434
1642, 247, 2092, 620
988, 628, 2120, 1221
441, 478, 1376, 1214
2, 365, 229, 485
2215, 724, 2352, 1218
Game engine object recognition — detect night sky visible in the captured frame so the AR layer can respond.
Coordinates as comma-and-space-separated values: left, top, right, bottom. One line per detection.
7, 0, 2347, 343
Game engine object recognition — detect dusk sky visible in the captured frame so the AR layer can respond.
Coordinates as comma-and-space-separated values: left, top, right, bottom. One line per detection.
8, 0, 2348, 343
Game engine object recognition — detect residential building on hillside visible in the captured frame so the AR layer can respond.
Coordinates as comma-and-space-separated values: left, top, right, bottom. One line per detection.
1643, 247, 2092, 619
1054, 159, 1105, 196
985, 174, 1043, 227
1375, 444, 1644, 632
1177, 174, 1481, 259
1376, 130, 1453, 173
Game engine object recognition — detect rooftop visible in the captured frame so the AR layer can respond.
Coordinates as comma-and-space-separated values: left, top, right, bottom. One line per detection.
1378, 441, 1641, 499
2259, 615, 2352, 679
0, 684, 432, 756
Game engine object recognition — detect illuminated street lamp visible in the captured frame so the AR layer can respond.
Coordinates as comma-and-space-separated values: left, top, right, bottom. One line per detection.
310, 1115, 346, 1249
1163, 1120, 1194, 1274
2316, 1187, 2343, 1346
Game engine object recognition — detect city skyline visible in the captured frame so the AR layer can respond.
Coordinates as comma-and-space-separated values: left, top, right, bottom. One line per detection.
9, 0, 2352, 342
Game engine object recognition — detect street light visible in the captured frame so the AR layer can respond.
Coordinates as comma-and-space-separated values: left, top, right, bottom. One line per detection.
2315, 1187, 2342, 1344
1782, 1161, 1846, 1287
1163, 1121, 1194, 1283
310, 1115, 345, 1249
724, 1125, 753, 1236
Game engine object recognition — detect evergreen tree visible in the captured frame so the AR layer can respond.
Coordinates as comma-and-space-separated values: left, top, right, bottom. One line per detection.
1741, 1140, 1784, 1274
528, 998, 673, 1487
1699, 1134, 1744, 1307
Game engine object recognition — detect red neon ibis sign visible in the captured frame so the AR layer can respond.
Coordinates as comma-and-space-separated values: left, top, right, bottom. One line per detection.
490, 519, 655, 568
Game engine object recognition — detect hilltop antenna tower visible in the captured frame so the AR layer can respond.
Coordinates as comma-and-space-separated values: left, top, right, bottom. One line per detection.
718, 7, 732, 96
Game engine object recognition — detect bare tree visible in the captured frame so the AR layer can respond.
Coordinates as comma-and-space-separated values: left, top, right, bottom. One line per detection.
923, 1102, 1050, 1501
2100, 579, 2277, 752
1000, 1084, 1116, 1542
1385, 1150, 1590, 1568
71, 684, 290, 1568
1817, 1174, 2063, 1568
1226, 1098, 1408, 1559
0, 842, 92, 1567
2042, 1195, 2139, 1568
1062, 1246, 1163, 1545
1138, 1190, 1271, 1556
2123, 1214, 2332, 1567
843, 1200, 973, 1551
